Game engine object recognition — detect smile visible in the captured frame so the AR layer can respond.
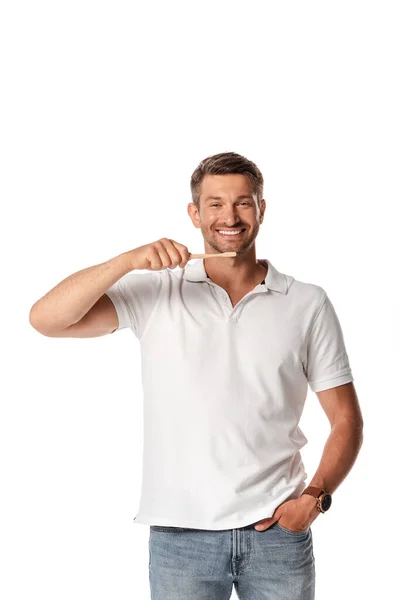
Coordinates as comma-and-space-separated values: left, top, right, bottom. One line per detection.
216, 229, 246, 237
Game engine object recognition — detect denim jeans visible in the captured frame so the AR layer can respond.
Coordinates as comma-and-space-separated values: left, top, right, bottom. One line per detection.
148, 520, 315, 599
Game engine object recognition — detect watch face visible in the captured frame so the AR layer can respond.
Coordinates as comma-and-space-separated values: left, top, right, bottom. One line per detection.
321, 493, 332, 511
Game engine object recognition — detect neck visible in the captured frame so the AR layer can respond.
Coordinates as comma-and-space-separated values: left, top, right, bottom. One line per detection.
203, 245, 267, 289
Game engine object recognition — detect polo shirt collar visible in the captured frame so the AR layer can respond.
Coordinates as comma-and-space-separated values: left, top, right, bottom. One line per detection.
182, 258, 288, 294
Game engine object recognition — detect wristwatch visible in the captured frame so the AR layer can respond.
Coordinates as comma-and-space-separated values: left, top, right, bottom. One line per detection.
301, 486, 332, 513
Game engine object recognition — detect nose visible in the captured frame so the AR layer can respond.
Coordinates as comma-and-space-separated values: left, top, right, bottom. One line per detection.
220, 205, 241, 226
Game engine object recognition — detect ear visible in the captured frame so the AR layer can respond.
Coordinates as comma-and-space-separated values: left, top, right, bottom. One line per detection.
187, 202, 201, 229
259, 199, 266, 221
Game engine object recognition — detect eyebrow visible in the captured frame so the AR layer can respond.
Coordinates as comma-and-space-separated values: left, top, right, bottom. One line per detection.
204, 195, 254, 202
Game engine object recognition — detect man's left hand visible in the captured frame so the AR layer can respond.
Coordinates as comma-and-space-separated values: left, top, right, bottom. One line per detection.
253, 494, 321, 532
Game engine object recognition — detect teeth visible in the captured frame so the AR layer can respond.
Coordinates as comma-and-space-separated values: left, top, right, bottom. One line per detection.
217, 230, 243, 236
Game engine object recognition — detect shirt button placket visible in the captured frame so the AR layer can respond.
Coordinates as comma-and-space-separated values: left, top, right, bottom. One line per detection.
220, 293, 231, 319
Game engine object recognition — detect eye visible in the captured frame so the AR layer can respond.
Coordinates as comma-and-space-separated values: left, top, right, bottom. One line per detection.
209, 202, 250, 207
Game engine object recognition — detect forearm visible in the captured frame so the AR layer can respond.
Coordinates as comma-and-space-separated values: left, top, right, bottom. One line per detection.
29, 251, 132, 332
308, 419, 364, 494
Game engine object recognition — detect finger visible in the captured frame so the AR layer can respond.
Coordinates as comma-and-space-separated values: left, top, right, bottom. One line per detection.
151, 240, 171, 271
159, 238, 184, 269
151, 240, 172, 270
147, 245, 164, 270
254, 517, 276, 531
170, 240, 191, 268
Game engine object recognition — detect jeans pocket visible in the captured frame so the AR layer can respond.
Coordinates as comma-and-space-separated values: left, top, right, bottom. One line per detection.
275, 522, 310, 536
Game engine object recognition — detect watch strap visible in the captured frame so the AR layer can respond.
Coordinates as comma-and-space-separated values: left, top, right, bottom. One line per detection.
301, 486, 325, 499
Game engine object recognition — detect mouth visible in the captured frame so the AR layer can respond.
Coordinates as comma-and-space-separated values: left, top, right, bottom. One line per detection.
215, 228, 246, 238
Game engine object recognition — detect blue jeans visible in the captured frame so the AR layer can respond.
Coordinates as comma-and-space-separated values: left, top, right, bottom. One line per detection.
149, 520, 315, 599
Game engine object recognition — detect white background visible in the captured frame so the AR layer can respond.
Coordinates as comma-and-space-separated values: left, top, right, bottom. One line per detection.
1, 1, 399, 598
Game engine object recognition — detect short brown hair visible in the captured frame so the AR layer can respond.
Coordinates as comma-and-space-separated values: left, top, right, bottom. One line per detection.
190, 151, 264, 208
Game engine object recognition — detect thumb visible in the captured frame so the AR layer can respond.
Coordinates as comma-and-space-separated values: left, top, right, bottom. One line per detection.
254, 515, 278, 531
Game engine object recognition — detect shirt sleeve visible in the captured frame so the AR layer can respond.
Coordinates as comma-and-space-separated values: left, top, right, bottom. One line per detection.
104, 271, 162, 338
305, 291, 354, 392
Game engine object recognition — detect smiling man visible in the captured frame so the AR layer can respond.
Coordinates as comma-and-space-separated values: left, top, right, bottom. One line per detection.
30, 151, 363, 600
188, 169, 268, 302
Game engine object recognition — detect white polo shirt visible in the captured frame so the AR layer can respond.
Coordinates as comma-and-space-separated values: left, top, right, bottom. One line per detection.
105, 258, 354, 530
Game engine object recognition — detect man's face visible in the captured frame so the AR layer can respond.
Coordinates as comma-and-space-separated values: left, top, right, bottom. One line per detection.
188, 174, 266, 256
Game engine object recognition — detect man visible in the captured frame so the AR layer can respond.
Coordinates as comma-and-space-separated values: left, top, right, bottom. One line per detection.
29, 151, 364, 600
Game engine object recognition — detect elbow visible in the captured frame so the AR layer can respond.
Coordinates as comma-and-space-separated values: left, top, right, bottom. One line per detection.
29, 304, 49, 335
29, 305, 41, 331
